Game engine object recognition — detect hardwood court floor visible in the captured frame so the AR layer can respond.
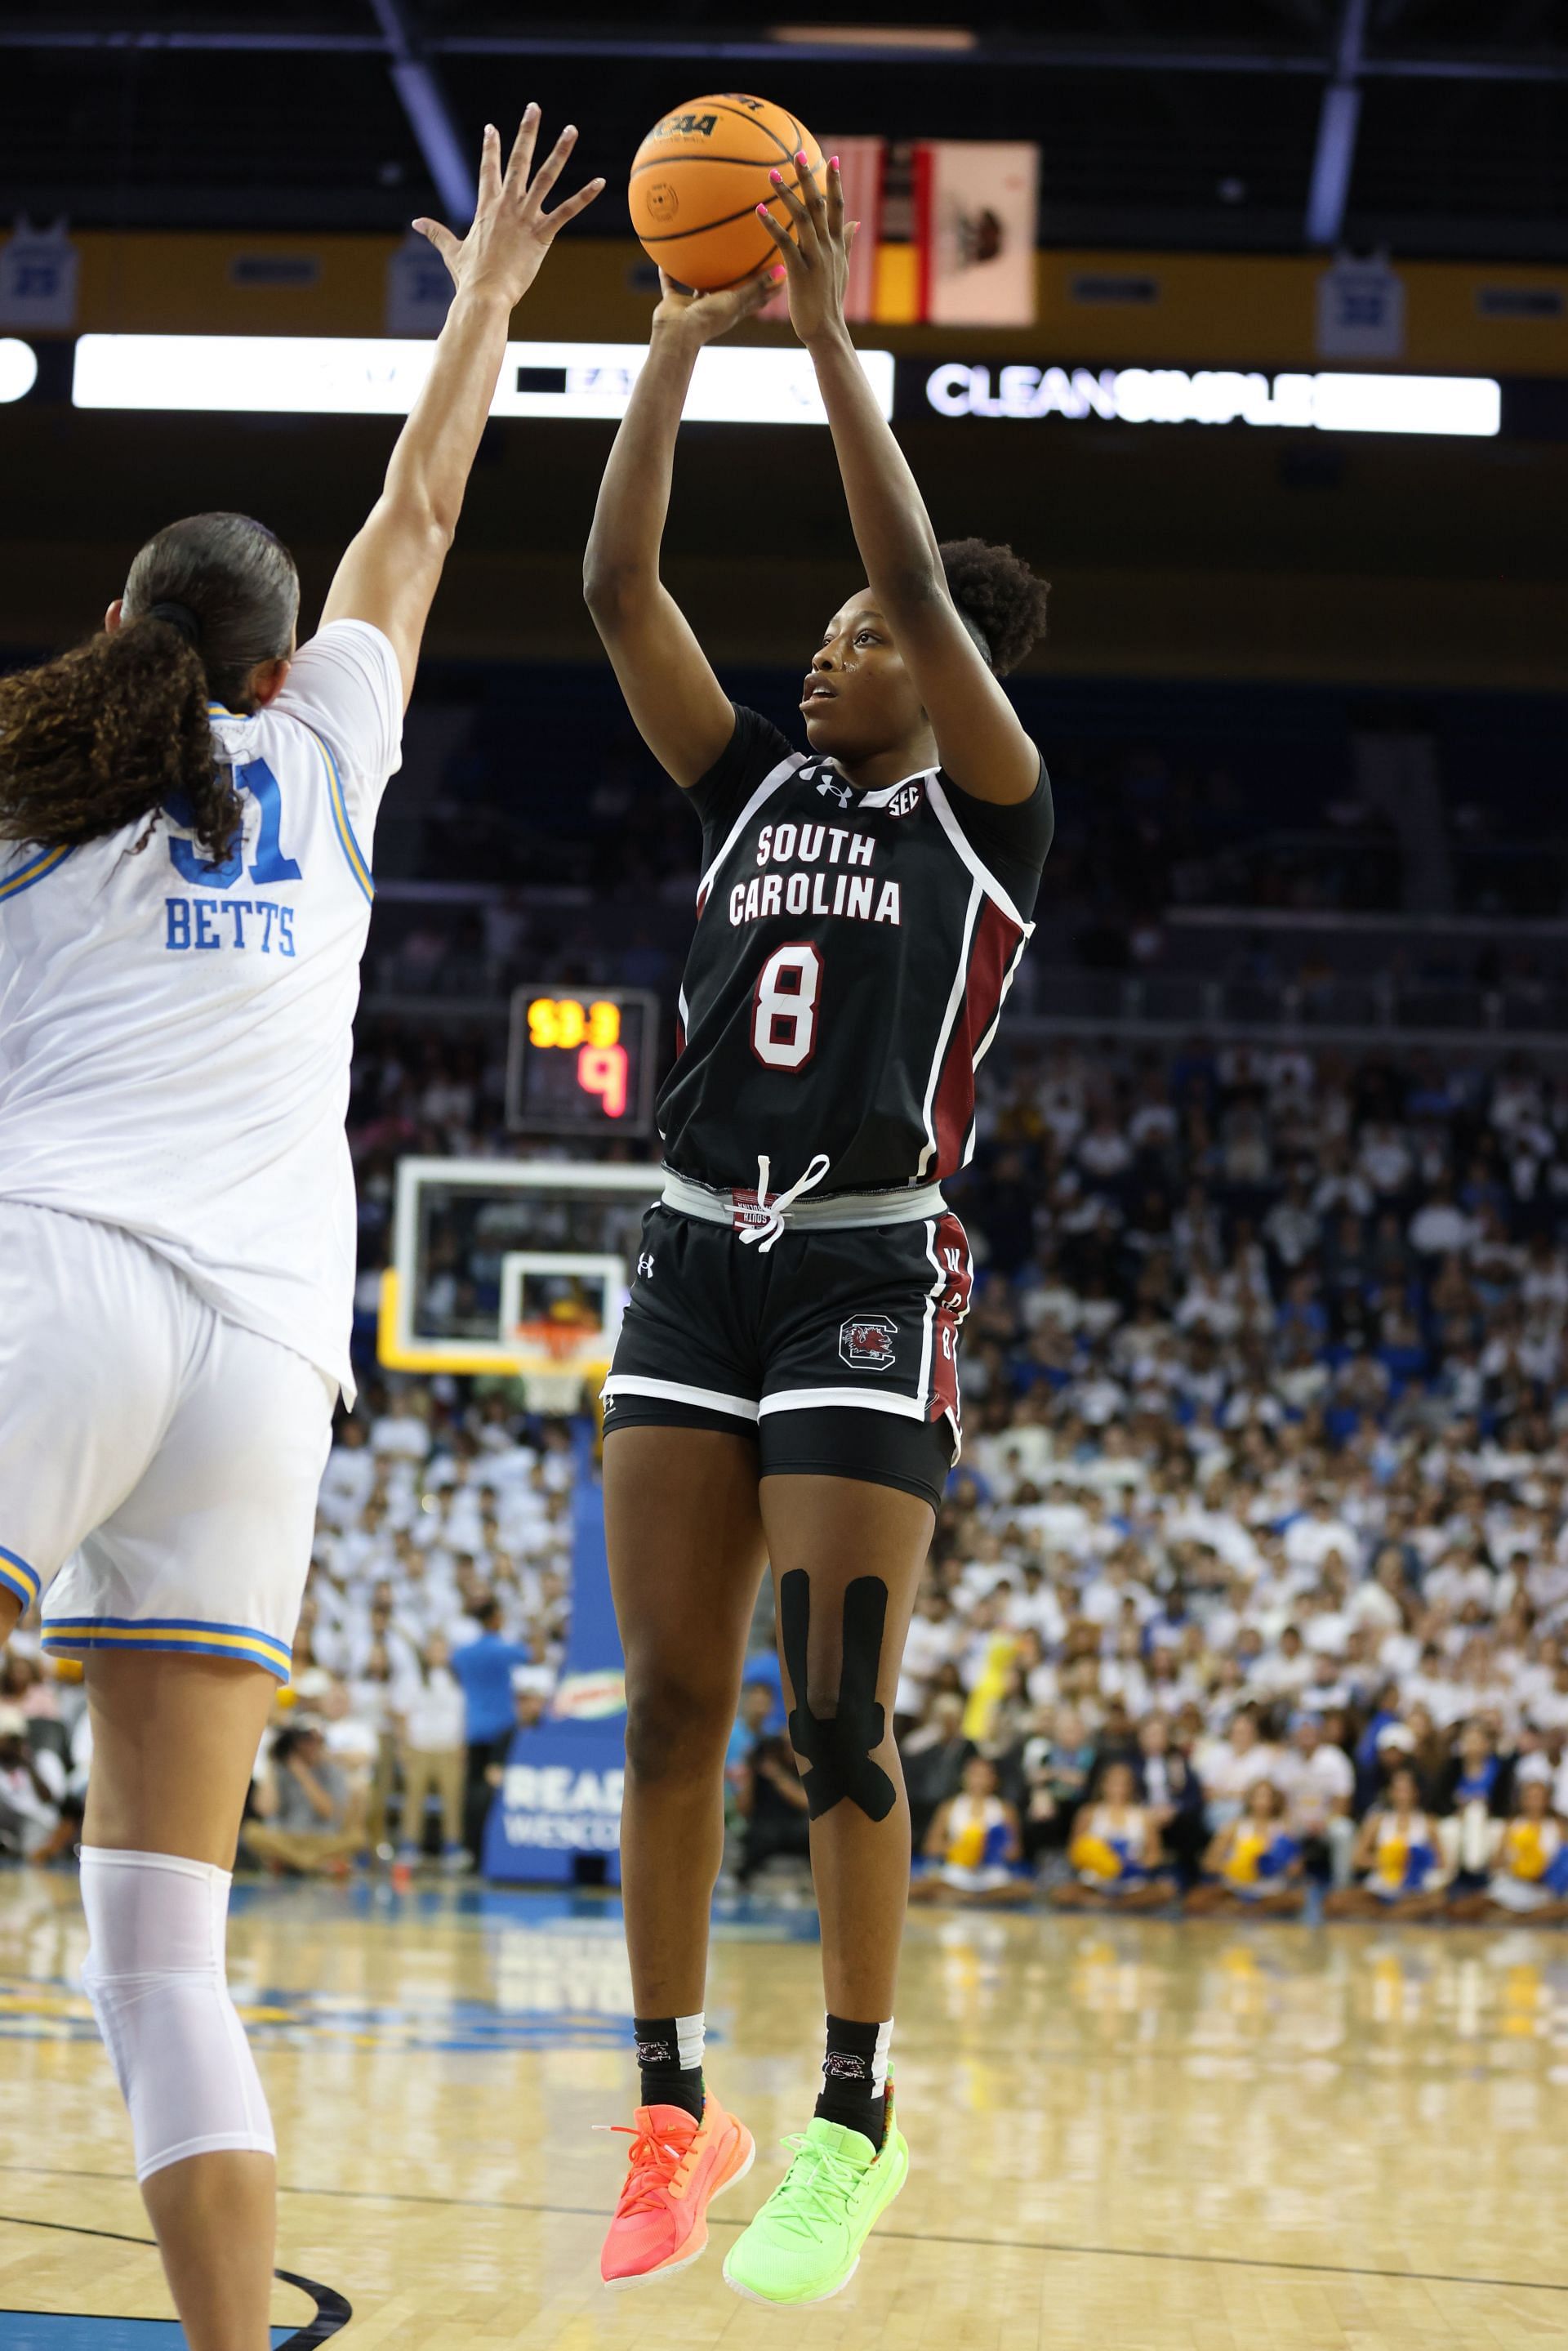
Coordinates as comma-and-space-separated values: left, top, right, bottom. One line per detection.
3, 1869, 1568, 2349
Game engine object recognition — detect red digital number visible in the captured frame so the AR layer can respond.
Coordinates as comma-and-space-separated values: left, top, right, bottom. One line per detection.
577, 1042, 628, 1118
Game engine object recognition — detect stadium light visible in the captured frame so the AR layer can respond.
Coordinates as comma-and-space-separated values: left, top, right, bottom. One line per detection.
1310, 373, 1501, 435
769, 23, 978, 47
0, 338, 38, 403
70, 334, 896, 426
923, 361, 1502, 437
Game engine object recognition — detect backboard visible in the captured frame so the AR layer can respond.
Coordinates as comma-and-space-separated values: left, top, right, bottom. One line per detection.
379, 1158, 662, 1408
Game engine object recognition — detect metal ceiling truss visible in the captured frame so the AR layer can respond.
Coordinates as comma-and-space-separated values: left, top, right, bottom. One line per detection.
0, 24, 1563, 81
368, 0, 475, 224
1305, 0, 1369, 246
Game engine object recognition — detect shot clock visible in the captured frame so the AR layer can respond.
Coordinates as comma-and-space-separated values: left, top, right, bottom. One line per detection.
505, 987, 659, 1136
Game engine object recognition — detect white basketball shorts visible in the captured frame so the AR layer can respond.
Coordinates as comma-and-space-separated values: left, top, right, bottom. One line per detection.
0, 1201, 332, 1682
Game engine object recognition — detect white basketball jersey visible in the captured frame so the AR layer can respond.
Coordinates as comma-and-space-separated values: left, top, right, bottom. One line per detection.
0, 619, 403, 1402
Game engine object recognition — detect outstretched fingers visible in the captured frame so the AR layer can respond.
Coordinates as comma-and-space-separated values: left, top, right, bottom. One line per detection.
412, 216, 462, 270
504, 104, 541, 193
756, 205, 809, 288
538, 172, 606, 237
477, 121, 505, 208
764, 166, 816, 259
825, 155, 844, 237
795, 151, 828, 230
523, 120, 579, 212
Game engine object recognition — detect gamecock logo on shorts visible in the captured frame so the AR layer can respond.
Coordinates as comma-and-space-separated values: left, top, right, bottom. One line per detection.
839, 1314, 898, 1371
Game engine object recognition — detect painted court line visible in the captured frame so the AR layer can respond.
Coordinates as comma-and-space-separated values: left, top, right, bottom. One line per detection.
2, 2179, 1561, 2300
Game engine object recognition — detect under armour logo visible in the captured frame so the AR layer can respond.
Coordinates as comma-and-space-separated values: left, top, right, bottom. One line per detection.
637, 1252, 656, 1279
817, 778, 854, 807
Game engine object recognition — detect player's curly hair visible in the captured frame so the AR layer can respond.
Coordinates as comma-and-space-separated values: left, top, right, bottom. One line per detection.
0, 511, 298, 860
938, 537, 1050, 677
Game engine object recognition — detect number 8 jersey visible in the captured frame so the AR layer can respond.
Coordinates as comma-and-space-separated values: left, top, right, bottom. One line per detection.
660, 704, 1054, 1197
0, 620, 402, 1404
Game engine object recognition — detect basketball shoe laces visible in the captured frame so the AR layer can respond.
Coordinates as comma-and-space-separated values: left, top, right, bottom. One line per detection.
600, 2119, 697, 2214
764, 2130, 871, 2237
738, 1152, 833, 1254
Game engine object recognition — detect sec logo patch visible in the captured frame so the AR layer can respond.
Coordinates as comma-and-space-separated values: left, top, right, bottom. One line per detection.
839, 1314, 898, 1370
886, 781, 924, 818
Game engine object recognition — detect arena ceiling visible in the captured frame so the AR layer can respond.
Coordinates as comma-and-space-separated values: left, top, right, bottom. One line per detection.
0, 2, 1565, 258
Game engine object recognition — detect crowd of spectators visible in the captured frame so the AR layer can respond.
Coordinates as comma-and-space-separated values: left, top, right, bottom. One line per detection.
279, 1394, 572, 1867
854, 1037, 1568, 1917
11, 1026, 1568, 1929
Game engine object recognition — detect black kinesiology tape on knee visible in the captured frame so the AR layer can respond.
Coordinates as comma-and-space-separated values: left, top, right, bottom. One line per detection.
779, 1569, 897, 1822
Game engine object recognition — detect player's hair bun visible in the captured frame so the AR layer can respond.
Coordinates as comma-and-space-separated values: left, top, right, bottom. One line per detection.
938, 538, 1050, 677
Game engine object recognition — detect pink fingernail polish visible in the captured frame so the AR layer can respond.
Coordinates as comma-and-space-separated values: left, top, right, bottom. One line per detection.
795, 151, 808, 166
757, 203, 769, 216
830, 156, 840, 171
769, 169, 782, 185
772, 265, 786, 281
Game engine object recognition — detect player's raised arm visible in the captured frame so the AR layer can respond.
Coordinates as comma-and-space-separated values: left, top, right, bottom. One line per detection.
760, 158, 1041, 807
321, 109, 604, 709
582, 268, 781, 788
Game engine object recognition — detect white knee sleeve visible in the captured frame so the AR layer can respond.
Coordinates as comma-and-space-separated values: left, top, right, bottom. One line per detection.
80, 1846, 276, 2184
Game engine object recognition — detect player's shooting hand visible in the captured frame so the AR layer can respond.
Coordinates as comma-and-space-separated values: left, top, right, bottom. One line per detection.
757, 155, 858, 350
653, 264, 785, 345
413, 109, 605, 310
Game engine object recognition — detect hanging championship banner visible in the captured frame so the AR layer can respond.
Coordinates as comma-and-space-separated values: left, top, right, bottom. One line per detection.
0, 218, 79, 332
1315, 256, 1406, 361
914, 141, 1038, 326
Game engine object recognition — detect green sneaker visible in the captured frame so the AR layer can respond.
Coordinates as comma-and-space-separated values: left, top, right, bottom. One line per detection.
721, 2099, 909, 2306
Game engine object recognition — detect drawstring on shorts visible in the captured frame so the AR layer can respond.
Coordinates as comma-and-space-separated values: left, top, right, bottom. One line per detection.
737, 1153, 833, 1253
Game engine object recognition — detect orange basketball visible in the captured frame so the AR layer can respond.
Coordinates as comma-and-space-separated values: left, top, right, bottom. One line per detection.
630, 93, 824, 292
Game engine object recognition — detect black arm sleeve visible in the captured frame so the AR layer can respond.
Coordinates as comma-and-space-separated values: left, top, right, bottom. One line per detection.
687, 704, 801, 866
939, 751, 1054, 920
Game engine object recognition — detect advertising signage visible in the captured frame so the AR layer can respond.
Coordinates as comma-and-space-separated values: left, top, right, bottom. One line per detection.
908, 359, 1502, 437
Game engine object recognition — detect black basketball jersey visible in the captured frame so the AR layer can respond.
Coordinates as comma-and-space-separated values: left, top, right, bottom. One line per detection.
657, 704, 1054, 1195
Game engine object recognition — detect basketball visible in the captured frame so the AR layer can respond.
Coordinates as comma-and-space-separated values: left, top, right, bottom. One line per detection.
629, 92, 824, 292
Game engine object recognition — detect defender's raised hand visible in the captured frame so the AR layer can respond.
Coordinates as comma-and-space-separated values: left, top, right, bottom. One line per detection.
755, 154, 858, 348
414, 108, 605, 310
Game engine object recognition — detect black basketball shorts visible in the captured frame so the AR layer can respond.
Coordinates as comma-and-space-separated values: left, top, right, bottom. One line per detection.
600, 1202, 974, 1512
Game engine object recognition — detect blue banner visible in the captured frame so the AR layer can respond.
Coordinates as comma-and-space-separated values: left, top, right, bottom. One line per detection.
483, 1419, 626, 1883
482, 1720, 624, 1882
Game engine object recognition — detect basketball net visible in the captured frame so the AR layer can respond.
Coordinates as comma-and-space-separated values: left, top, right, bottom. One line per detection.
513, 1317, 589, 1367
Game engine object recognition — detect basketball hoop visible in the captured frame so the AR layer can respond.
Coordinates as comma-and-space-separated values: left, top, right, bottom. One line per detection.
513, 1317, 586, 1366
381, 1162, 652, 1379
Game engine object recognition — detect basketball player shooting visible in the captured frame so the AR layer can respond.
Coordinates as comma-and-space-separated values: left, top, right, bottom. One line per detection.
585, 154, 1053, 2304
0, 112, 599, 2351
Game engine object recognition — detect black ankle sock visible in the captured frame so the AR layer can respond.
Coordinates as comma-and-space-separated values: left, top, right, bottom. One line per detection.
813, 2013, 889, 2151
634, 2014, 705, 2123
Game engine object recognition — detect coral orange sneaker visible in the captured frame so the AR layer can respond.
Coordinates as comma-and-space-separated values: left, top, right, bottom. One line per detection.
599, 2094, 755, 2291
